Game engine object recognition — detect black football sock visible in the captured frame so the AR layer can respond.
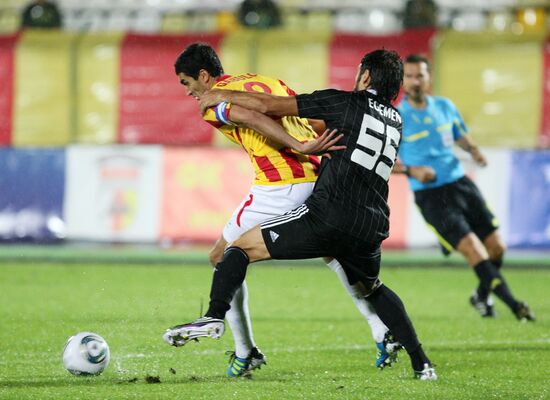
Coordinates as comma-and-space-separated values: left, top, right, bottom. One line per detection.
473, 260, 496, 300
476, 259, 502, 297
366, 284, 431, 371
492, 273, 520, 311
408, 345, 431, 372
475, 282, 483, 299
205, 247, 249, 320
474, 259, 519, 309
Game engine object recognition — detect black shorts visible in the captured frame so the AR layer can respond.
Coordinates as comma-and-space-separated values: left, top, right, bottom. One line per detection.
414, 176, 498, 251
260, 204, 382, 291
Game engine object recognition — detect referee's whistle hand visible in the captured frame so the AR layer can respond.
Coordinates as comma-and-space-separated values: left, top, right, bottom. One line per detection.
472, 150, 488, 167
410, 166, 436, 183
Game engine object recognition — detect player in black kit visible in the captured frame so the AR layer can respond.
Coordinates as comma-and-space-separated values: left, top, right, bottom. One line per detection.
164, 49, 437, 380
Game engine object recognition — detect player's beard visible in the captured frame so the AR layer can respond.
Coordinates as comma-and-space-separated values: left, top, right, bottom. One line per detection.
407, 88, 425, 104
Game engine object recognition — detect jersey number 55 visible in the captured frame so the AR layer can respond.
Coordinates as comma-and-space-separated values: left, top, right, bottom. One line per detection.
351, 113, 401, 181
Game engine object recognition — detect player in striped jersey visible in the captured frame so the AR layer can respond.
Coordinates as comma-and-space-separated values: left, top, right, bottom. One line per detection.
202, 73, 320, 186
164, 43, 399, 376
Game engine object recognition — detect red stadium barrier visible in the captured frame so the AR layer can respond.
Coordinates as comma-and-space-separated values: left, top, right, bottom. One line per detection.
540, 36, 550, 148
0, 34, 19, 145
118, 33, 223, 145
329, 29, 437, 101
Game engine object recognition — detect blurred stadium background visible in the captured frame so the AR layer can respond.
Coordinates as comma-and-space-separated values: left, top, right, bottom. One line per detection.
2, 4, 549, 397
0, 0, 549, 257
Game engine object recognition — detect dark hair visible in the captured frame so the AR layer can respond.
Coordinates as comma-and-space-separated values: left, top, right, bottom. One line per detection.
404, 53, 431, 72
174, 43, 224, 79
359, 49, 403, 103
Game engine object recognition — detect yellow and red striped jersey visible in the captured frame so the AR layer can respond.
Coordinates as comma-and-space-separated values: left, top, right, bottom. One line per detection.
203, 73, 320, 185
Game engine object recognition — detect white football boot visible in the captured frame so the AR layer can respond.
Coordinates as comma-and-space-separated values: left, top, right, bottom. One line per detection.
163, 317, 225, 347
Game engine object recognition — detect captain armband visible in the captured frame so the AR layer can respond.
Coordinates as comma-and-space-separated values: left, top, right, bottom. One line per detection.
214, 101, 236, 126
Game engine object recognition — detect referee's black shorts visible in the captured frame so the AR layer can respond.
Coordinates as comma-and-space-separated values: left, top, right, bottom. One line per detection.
259, 204, 382, 291
414, 176, 498, 251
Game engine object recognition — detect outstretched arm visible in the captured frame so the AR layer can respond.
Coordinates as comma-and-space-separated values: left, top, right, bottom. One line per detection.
201, 90, 298, 118
456, 135, 487, 167
228, 103, 345, 155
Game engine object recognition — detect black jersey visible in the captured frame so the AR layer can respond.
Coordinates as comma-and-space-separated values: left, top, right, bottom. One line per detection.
296, 89, 402, 242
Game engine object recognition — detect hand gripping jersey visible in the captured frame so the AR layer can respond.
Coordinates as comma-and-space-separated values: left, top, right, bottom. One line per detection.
203, 74, 320, 185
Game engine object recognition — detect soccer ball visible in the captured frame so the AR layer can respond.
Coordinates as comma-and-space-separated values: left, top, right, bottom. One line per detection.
62, 332, 110, 376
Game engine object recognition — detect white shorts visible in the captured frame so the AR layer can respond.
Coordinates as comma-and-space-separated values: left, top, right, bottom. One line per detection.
223, 182, 315, 242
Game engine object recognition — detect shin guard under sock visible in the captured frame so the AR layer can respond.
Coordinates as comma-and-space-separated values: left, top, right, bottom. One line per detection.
206, 247, 249, 319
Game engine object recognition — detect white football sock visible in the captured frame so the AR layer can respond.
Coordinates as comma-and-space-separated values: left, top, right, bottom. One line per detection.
226, 280, 256, 359
326, 259, 388, 343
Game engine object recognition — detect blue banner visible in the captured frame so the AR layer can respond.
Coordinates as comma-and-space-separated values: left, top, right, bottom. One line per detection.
0, 148, 65, 241
508, 150, 550, 248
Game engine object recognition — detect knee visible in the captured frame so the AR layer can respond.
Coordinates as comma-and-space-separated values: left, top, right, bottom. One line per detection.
363, 279, 383, 298
228, 238, 248, 256
489, 242, 506, 262
208, 248, 223, 267
457, 233, 488, 266
230, 227, 269, 263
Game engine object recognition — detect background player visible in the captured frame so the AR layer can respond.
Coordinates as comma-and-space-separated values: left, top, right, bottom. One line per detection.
171, 43, 398, 376
393, 54, 534, 321
165, 49, 437, 381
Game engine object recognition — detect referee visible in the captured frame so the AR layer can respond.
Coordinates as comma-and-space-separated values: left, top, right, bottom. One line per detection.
395, 54, 534, 321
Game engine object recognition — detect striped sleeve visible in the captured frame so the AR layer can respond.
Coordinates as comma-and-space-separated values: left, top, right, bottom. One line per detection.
278, 79, 297, 96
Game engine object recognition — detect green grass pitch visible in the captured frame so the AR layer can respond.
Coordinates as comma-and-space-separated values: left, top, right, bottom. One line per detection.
1, 259, 549, 400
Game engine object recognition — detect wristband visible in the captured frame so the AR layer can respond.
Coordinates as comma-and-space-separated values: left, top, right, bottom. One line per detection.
403, 166, 411, 177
